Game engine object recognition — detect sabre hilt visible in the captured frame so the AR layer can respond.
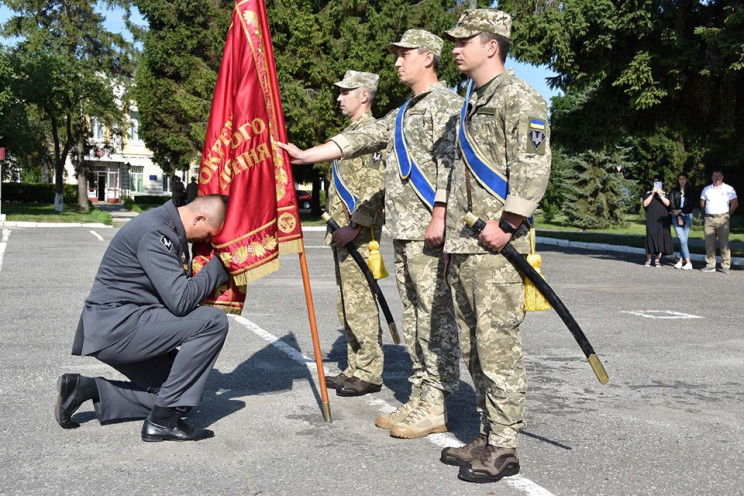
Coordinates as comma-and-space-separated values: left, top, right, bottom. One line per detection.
321, 212, 341, 232
463, 212, 487, 232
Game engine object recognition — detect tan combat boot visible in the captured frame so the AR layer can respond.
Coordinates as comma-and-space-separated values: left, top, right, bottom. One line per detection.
389, 399, 447, 438
375, 397, 420, 429
457, 445, 520, 483
440, 433, 488, 466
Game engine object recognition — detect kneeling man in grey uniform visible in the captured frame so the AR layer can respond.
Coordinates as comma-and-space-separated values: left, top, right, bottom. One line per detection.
55, 194, 231, 442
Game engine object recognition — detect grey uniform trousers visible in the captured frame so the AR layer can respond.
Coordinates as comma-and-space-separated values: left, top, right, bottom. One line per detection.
91, 306, 229, 422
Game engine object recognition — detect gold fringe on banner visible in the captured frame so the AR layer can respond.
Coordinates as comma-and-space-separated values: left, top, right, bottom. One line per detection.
524, 227, 552, 312
366, 227, 388, 280
279, 239, 304, 255
233, 258, 280, 286
213, 304, 244, 315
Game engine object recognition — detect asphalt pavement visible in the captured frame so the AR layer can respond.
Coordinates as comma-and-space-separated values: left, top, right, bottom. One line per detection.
0, 221, 742, 496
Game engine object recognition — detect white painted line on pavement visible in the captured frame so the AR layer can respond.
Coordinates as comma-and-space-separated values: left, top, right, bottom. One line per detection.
89, 230, 104, 241
229, 314, 556, 496
621, 310, 704, 319
0, 229, 10, 273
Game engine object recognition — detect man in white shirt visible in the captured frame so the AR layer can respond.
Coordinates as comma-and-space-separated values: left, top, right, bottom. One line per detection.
699, 170, 738, 273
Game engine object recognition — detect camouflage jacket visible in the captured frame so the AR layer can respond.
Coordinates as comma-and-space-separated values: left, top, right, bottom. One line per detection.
445, 70, 551, 254
331, 82, 462, 240
325, 112, 385, 244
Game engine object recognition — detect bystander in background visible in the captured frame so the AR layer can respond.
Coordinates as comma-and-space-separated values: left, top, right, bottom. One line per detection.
641, 176, 673, 267
699, 170, 738, 273
668, 172, 695, 270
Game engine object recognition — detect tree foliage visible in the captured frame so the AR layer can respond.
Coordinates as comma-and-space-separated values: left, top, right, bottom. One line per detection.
502, 0, 744, 185
132, 0, 232, 173
130, 0, 467, 190
563, 149, 631, 229
1, 0, 134, 210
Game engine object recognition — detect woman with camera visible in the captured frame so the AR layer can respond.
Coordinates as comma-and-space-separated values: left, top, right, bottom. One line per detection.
642, 176, 674, 267
668, 172, 695, 270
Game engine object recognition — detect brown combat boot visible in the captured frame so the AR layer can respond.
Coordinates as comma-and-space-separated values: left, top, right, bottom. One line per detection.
324, 373, 349, 389
457, 445, 520, 483
336, 377, 382, 397
389, 400, 447, 438
440, 433, 488, 466
374, 397, 420, 429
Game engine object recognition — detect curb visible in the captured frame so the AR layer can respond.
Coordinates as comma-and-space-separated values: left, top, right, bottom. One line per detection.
536, 236, 744, 268
0, 221, 112, 228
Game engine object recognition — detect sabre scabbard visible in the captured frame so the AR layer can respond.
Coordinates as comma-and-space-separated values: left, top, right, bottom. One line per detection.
322, 213, 400, 344
463, 212, 608, 384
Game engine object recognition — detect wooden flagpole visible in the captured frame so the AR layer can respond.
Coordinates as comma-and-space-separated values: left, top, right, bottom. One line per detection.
297, 248, 332, 422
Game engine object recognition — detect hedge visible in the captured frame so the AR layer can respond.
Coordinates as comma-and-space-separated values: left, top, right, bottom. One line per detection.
1, 183, 79, 203
131, 195, 171, 205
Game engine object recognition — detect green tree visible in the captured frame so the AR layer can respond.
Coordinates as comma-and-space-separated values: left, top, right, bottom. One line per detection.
563, 149, 631, 229
502, 0, 744, 187
131, 0, 467, 209
132, 0, 231, 173
1, 0, 133, 211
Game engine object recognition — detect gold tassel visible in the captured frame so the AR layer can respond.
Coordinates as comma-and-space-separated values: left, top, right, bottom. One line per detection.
366, 227, 388, 280
524, 227, 552, 312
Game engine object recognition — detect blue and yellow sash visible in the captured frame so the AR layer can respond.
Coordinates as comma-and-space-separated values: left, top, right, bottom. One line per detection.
394, 99, 435, 210
332, 159, 359, 214
458, 80, 509, 203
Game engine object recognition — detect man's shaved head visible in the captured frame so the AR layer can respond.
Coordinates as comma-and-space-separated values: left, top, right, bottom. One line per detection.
180, 194, 228, 243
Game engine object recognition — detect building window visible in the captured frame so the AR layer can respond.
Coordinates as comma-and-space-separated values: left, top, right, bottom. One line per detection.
90, 117, 105, 141
129, 112, 141, 143
130, 165, 144, 193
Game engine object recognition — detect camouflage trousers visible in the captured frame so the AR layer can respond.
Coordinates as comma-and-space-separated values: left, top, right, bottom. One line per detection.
394, 240, 459, 404
448, 253, 527, 448
333, 228, 384, 385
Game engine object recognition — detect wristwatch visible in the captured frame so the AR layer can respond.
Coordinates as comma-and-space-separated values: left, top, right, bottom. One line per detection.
498, 219, 517, 234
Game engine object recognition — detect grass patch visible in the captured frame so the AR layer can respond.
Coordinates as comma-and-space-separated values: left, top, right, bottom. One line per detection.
535, 213, 744, 256
1, 203, 112, 225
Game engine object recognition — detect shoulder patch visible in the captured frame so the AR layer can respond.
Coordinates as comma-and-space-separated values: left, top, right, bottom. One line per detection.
372, 151, 382, 163
527, 116, 547, 154
160, 235, 173, 252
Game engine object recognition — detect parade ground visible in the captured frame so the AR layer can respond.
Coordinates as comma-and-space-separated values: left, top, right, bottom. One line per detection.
0, 222, 742, 496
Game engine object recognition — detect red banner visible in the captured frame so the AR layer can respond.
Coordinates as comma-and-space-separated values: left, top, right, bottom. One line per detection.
193, 0, 302, 314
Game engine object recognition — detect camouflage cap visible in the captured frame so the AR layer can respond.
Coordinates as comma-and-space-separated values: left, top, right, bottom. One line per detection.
333, 70, 380, 92
444, 9, 512, 41
387, 29, 443, 57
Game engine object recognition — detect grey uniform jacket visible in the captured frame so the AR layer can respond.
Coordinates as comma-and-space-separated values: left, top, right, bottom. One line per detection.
72, 201, 229, 356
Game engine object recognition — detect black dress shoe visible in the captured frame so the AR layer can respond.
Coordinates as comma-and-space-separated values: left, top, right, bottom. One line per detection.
55, 374, 84, 429
141, 418, 215, 442
337, 377, 382, 397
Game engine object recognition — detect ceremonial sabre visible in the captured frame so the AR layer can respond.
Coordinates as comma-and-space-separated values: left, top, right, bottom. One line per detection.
463, 212, 609, 384
322, 213, 400, 344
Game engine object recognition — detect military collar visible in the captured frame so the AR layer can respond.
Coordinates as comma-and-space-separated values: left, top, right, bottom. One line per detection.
347, 111, 375, 131
409, 81, 448, 106
469, 69, 514, 108
163, 200, 188, 248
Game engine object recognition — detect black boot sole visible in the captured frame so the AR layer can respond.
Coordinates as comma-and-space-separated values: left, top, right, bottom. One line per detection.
457, 463, 520, 483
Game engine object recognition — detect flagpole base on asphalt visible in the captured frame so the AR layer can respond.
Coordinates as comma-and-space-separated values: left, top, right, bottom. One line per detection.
298, 248, 332, 422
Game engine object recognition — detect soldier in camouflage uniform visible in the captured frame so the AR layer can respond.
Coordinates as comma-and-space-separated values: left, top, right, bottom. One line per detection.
439, 10, 551, 483
279, 30, 462, 439
324, 71, 387, 397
